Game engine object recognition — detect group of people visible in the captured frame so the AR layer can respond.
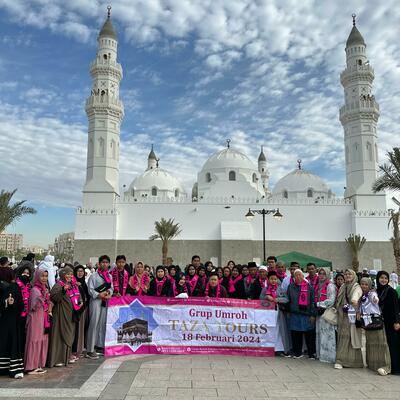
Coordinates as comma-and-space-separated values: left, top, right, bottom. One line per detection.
0, 252, 399, 379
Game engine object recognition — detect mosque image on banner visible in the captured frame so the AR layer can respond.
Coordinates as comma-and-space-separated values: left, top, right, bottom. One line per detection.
75, 10, 393, 269
117, 318, 153, 345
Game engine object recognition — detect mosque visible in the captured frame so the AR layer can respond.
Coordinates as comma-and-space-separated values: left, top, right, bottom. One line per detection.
74, 11, 393, 269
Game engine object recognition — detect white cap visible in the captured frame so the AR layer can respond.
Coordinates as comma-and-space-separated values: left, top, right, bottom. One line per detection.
259, 266, 268, 272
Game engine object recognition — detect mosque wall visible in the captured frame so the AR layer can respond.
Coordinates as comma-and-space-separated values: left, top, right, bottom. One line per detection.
74, 239, 395, 271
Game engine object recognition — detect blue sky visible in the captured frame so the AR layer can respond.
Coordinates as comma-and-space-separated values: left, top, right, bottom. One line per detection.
0, 0, 399, 247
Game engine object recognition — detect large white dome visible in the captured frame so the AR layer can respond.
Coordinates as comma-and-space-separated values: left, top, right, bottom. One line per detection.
272, 168, 333, 200
201, 148, 257, 172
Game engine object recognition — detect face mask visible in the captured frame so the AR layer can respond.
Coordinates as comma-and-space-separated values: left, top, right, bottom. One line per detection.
20, 275, 30, 284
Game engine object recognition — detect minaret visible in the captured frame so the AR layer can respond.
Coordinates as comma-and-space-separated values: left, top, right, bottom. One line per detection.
339, 15, 385, 210
258, 146, 269, 195
82, 6, 124, 209
147, 145, 157, 170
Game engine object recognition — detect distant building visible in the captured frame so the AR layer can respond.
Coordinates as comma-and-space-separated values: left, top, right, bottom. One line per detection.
53, 232, 74, 261
0, 232, 23, 253
22, 245, 46, 255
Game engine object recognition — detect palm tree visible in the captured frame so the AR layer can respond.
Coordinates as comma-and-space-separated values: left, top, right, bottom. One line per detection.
345, 234, 366, 272
388, 209, 400, 274
149, 218, 182, 265
0, 189, 36, 233
372, 147, 400, 193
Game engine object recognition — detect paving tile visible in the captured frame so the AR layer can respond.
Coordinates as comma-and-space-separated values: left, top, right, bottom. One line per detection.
167, 388, 218, 397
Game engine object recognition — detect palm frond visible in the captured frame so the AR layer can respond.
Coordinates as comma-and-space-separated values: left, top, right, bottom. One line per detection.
373, 147, 400, 193
345, 234, 367, 254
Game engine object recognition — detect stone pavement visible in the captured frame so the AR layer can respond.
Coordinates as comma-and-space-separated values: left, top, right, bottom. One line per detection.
0, 355, 400, 399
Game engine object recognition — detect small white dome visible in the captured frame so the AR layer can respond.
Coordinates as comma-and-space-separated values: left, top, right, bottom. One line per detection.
272, 168, 332, 199
127, 167, 186, 199
201, 148, 257, 172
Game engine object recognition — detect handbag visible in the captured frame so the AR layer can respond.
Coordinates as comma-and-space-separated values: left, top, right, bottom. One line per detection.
363, 314, 384, 331
322, 307, 337, 325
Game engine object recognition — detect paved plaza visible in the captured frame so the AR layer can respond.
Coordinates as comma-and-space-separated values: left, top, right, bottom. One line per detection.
0, 355, 400, 399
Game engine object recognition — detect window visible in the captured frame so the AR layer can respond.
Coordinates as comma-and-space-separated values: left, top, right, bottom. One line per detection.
283, 190, 288, 199
252, 173, 257, 183
307, 188, 313, 198
174, 189, 179, 197
366, 142, 373, 161
205, 172, 211, 183
229, 171, 236, 181
131, 189, 135, 197
103, 54, 108, 60
151, 187, 157, 196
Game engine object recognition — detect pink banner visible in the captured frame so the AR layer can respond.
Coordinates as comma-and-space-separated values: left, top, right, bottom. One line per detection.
105, 296, 277, 357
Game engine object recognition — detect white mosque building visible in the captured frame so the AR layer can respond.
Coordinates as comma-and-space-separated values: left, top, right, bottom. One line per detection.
75, 11, 392, 269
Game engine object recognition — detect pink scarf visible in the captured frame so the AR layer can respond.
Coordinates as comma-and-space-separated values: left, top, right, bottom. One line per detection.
319, 279, 330, 302
98, 269, 112, 284
277, 270, 287, 281
131, 273, 149, 295
16, 278, 31, 317
173, 282, 188, 297
204, 282, 221, 298
228, 275, 242, 293
34, 281, 50, 330
155, 277, 167, 296
58, 280, 82, 311
112, 268, 129, 296
186, 274, 199, 293
298, 280, 309, 308
259, 277, 268, 289
266, 283, 278, 300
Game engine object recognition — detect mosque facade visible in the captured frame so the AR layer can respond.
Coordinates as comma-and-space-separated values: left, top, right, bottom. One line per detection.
74, 12, 392, 269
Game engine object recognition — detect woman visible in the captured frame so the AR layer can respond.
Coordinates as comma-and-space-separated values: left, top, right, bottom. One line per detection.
186, 264, 203, 297
48, 267, 81, 367
335, 272, 345, 293
228, 266, 245, 299
376, 271, 400, 375
129, 262, 150, 295
335, 269, 363, 369
25, 268, 51, 375
315, 268, 336, 363
250, 266, 268, 300
72, 265, 89, 359
286, 269, 317, 359
204, 261, 213, 278
15, 261, 33, 355
261, 270, 290, 355
226, 260, 235, 269
172, 272, 191, 297
204, 273, 228, 298
358, 277, 391, 375
215, 267, 223, 280
220, 267, 231, 293
0, 267, 24, 378
149, 266, 171, 296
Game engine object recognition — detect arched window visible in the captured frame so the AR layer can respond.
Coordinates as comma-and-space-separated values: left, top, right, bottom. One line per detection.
307, 188, 313, 198
252, 173, 257, 183
366, 142, 373, 161
131, 189, 135, 197
283, 190, 288, 199
174, 189, 179, 197
205, 172, 211, 183
328, 190, 332, 199
229, 171, 236, 181
358, 59, 362, 66
97, 137, 105, 157
110, 139, 116, 159
353, 142, 360, 162
151, 187, 157, 196
103, 54, 108, 60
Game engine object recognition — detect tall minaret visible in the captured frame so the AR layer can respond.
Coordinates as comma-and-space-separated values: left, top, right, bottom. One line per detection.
147, 145, 158, 170
258, 146, 270, 196
339, 14, 385, 210
83, 6, 124, 209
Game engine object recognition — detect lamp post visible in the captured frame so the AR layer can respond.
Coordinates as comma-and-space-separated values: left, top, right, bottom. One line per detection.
245, 208, 283, 264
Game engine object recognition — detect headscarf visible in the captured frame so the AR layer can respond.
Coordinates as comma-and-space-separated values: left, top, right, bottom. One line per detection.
33, 267, 48, 288
376, 271, 390, 297
38, 255, 56, 288
58, 266, 73, 282
360, 277, 372, 290
0, 265, 15, 282
15, 260, 34, 278
74, 264, 89, 302
336, 269, 358, 306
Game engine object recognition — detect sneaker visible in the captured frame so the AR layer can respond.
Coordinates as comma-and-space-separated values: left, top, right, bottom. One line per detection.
55, 363, 64, 367
334, 363, 343, 369
309, 355, 317, 360
86, 352, 99, 360
281, 352, 292, 358
293, 354, 304, 359
14, 373, 24, 379
377, 368, 388, 376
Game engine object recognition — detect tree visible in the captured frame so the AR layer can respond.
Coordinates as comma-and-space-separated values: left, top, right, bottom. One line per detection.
345, 234, 366, 272
149, 218, 182, 265
0, 189, 36, 233
372, 147, 400, 193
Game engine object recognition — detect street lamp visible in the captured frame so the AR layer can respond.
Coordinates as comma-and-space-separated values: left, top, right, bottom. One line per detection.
245, 208, 283, 264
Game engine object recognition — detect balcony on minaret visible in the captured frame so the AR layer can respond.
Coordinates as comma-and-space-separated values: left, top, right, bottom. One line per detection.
90, 59, 123, 79
85, 93, 124, 115
340, 64, 374, 86
339, 98, 380, 123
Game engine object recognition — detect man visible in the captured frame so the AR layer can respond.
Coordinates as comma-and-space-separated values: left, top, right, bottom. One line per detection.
244, 262, 258, 299
276, 261, 287, 282
266, 256, 277, 272
86, 255, 113, 359
111, 255, 129, 297
191, 255, 201, 270
281, 261, 300, 292
306, 262, 318, 359
250, 265, 268, 299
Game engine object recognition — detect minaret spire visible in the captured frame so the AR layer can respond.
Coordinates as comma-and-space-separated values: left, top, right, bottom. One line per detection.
258, 145, 269, 197
107, 5, 112, 19
352, 13, 356, 26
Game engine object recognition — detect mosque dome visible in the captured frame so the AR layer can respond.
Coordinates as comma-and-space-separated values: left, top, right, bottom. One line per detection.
201, 147, 257, 172
272, 163, 333, 200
